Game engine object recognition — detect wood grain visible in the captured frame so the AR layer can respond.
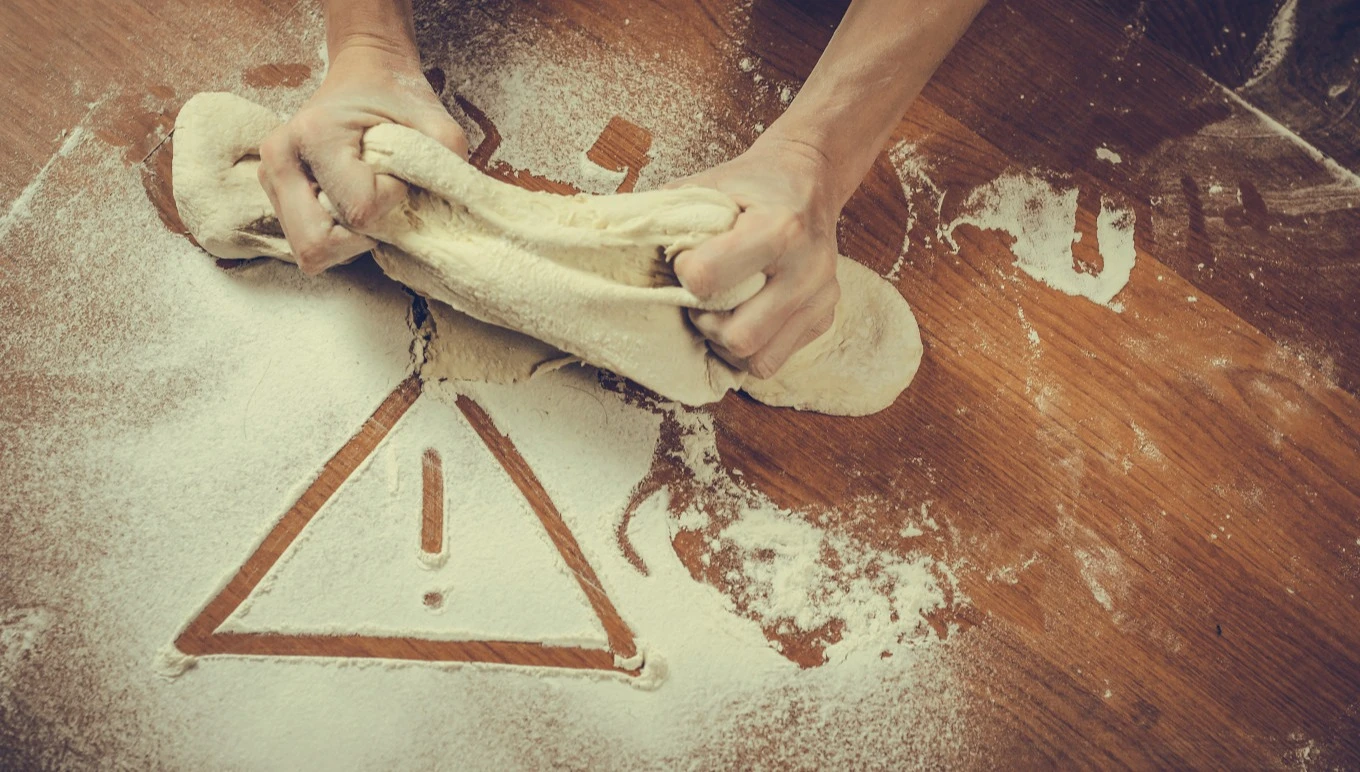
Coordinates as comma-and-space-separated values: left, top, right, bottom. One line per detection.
3, 0, 1359, 767
420, 447, 445, 557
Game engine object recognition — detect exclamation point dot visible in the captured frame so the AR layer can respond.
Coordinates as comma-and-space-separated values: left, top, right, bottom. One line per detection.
423, 591, 444, 609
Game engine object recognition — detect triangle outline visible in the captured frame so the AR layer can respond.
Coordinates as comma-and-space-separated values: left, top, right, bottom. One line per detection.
172, 376, 640, 676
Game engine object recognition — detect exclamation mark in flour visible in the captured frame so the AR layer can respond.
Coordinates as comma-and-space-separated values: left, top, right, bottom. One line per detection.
420, 448, 449, 610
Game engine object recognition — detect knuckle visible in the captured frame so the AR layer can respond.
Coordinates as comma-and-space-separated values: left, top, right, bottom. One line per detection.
807, 311, 835, 339
721, 326, 760, 359
747, 353, 778, 380
295, 241, 330, 271
291, 110, 323, 138
435, 123, 468, 153
263, 127, 299, 157
678, 257, 718, 298
343, 197, 376, 228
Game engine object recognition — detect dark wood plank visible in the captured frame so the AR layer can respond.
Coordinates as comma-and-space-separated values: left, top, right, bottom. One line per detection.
0, 0, 302, 211
924, 0, 1360, 396
1092, 0, 1360, 172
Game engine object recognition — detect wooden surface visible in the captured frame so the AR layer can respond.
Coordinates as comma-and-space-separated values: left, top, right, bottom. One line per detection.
3, 0, 1360, 767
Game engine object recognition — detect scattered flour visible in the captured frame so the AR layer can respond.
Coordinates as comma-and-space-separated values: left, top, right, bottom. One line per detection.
2, 16, 972, 767
1095, 146, 1123, 164
884, 140, 946, 282
0, 127, 89, 244
0, 608, 53, 688
417, 4, 741, 192
986, 553, 1040, 585
1242, 0, 1298, 89
947, 173, 1137, 309
1219, 88, 1360, 189
717, 505, 948, 655
1071, 545, 1127, 614
217, 387, 613, 649
657, 404, 960, 664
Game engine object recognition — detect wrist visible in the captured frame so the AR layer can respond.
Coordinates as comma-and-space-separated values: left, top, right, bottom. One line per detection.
323, 0, 420, 71
328, 37, 422, 75
749, 127, 859, 213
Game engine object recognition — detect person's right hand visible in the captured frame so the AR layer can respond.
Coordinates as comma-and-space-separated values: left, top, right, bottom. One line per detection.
258, 44, 469, 275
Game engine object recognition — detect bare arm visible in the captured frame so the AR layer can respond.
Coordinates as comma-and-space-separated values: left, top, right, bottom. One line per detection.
675, 0, 987, 378
770, 0, 987, 207
323, 0, 421, 61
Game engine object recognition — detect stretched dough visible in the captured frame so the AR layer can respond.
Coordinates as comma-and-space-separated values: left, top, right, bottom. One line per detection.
424, 297, 576, 385
172, 93, 922, 415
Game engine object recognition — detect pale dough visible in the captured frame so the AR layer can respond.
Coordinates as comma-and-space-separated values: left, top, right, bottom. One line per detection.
424, 298, 576, 385
172, 93, 922, 415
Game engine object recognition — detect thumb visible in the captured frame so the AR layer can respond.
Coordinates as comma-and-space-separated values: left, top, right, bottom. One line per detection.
411, 111, 470, 159
661, 175, 697, 191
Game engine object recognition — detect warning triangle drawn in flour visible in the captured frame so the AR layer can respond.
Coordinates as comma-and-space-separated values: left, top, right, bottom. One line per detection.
220, 391, 607, 645
173, 378, 640, 674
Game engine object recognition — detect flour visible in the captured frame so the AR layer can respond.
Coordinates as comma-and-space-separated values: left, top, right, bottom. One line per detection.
1220, 88, 1360, 189
717, 505, 949, 653
1242, 0, 1298, 89
217, 391, 611, 648
1072, 545, 1127, 614
986, 553, 1040, 586
0, 127, 88, 244
655, 403, 960, 664
948, 173, 1137, 309
2, 134, 972, 765
415, 5, 740, 193
885, 140, 947, 282
1095, 146, 1123, 164
0, 608, 52, 690
3, 6, 972, 769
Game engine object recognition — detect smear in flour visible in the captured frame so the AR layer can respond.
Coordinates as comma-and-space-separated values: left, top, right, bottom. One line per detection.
649, 404, 963, 665
885, 140, 947, 282
948, 173, 1137, 309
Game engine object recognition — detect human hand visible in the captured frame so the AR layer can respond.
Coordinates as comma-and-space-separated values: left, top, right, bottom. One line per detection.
668, 138, 842, 379
257, 44, 469, 274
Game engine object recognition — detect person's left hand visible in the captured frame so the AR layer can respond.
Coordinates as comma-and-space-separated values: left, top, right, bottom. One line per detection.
667, 138, 842, 379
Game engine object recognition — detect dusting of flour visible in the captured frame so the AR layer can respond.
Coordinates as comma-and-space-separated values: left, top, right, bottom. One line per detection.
947, 173, 1137, 309
1, 10, 975, 770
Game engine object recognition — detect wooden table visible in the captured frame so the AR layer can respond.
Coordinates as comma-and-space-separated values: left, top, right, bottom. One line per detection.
3, 0, 1358, 767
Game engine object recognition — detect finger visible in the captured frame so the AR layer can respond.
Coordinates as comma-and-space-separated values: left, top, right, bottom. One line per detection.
673, 210, 787, 299
269, 157, 375, 274
746, 282, 839, 379
692, 266, 812, 360
687, 307, 731, 345
304, 136, 386, 229
660, 175, 696, 191
355, 173, 409, 233
706, 340, 749, 373
410, 112, 470, 159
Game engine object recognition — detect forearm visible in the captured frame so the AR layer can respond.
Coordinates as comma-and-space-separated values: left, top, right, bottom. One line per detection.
760, 0, 987, 207
322, 0, 420, 66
